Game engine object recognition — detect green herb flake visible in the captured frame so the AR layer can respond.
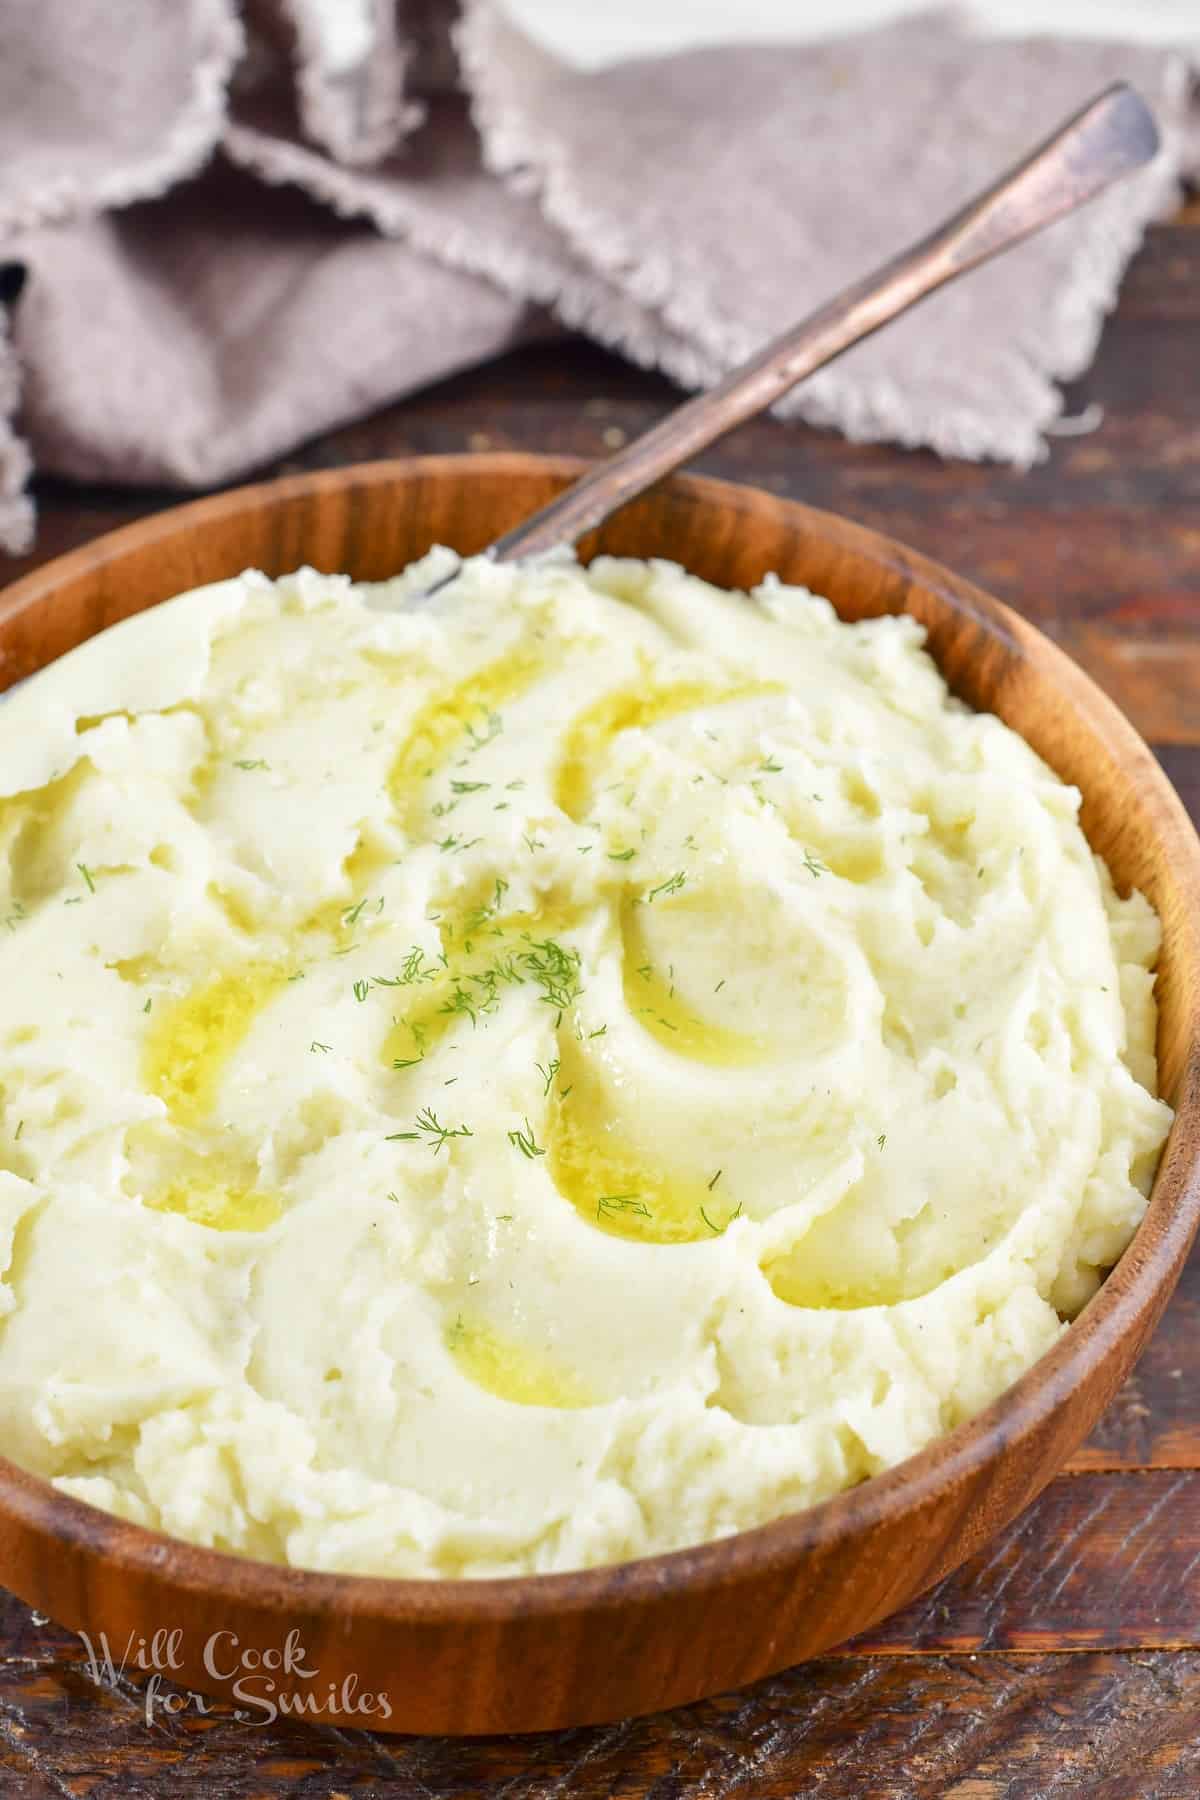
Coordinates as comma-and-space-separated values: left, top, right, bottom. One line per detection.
700, 1199, 742, 1235
508, 1117, 546, 1159
597, 1193, 651, 1220
388, 1108, 474, 1153
536, 1058, 560, 1097
646, 871, 687, 903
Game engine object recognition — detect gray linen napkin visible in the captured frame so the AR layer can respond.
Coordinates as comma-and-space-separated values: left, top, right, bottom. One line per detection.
0, 1, 1196, 553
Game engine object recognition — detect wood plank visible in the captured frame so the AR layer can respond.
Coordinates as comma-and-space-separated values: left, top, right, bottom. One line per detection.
851, 1470, 1200, 1653
1069, 1253, 1200, 1473
1157, 744, 1200, 826
1053, 630, 1200, 747
0, 1639, 1196, 1797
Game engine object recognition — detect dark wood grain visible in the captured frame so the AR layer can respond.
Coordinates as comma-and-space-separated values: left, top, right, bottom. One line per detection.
0, 203, 1194, 1788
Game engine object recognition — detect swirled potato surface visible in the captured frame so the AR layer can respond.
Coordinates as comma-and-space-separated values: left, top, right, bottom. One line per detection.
0, 551, 1171, 1575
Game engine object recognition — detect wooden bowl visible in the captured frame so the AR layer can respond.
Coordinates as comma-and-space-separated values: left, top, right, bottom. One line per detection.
1, 455, 1197, 1736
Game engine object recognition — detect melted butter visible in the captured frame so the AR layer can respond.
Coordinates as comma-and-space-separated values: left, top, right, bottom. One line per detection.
208, 883, 263, 938
387, 643, 549, 825
0, 764, 93, 907
75, 709, 135, 735
143, 961, 287, 1130
621, 901, 763, 1065
546, 1040, 717, 1245
762, 1197, 945, 1310
447, 1317, 593, 1408
556, 676, 782, 820
146, 1172, 282, 1233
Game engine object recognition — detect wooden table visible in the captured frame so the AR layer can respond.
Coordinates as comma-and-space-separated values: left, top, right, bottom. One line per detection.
0, 197, 1196, 1798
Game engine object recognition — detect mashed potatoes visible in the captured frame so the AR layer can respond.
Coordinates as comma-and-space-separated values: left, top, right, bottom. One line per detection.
0, 552, 1172, 1577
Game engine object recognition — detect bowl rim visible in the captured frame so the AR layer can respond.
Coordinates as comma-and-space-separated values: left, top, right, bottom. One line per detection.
1, 451, 1197, 1627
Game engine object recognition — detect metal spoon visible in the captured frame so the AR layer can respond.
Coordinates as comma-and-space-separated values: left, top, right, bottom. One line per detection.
418, 81, 1158, 599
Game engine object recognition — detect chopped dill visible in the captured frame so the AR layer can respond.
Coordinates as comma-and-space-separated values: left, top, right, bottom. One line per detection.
450, 779, 490, 794
463, 712, 503, 753
519, 935, 583, 1023
233, 758, 269, 772
374, 945, 439, 989
77, 863, 96, 893
3, 902, 27, 931
463, 878, 509, 936
143, 998, 152, 1013
536, 1058, 560, 1097
14, 1120, 24, 1141
707, 1169, 723, 1191
646, 871, 687, 903
700, 1199, 742, 1234
802, 849, 828, 879
352, 979, 370, 1003
877, 1133, 886, 1149
758, 756, 783, 773
441, 981, 489, 1028
310, 1040, 332, 1054
508, 1118, 546, 1159
597, 1193, 651, 1220
714, 979, 726, 992
522, 832, 546, 854
388, 1108, 474, 1153
608, 848, 636, 862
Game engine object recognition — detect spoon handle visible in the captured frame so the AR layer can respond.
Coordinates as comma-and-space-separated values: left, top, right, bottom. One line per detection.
485, 81, 1158, 565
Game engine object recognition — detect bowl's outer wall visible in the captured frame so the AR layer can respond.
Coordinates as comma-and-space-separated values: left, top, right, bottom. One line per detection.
0, 457, 1196, 1734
